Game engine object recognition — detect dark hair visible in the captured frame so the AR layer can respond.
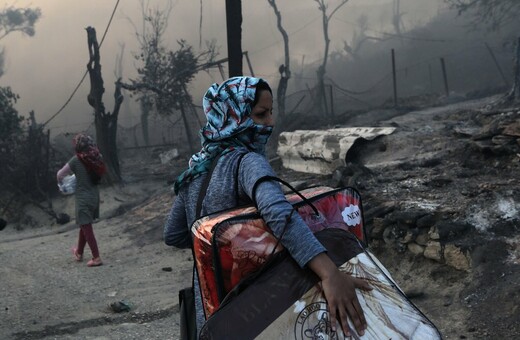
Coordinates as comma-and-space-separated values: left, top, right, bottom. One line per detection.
253, 80, 272, 107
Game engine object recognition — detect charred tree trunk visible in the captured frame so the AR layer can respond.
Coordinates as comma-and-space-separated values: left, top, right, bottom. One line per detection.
225, 0, 243, 77
506, 37, 520, 101
492, 36, 520, 108
316, 66, 328, 116
392, 0, 405, 43
183, 83, 204, 128
315, 0, 348, 116
179, 102, 196, 154
86, 26, 122, 183
140, 97, 152, 146
317, 5, 330, 115
267, 0, 291, 124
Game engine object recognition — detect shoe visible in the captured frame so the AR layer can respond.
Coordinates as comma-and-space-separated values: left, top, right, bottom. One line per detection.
87, 257, 103, 267
71, 247, 83, 262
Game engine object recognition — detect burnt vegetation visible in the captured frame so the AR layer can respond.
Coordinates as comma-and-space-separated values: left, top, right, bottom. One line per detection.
0, 6, 57, 222
2, 1, 520, 226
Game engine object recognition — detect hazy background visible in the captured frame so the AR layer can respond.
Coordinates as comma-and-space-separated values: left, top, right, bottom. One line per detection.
0, 0, 515, 138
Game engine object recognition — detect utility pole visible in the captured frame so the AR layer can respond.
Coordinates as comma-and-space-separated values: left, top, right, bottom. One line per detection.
225, 0, 243, 77
391, 49, 398, 107
440, 57, 449, 97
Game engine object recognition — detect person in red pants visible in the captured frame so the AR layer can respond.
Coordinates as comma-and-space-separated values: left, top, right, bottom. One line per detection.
57, 133, 106, 267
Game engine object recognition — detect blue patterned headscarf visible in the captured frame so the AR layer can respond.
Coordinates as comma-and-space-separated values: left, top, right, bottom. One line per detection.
174, 76, 273, 193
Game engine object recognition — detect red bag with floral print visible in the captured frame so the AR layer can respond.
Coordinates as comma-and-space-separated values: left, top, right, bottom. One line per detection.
191, 181, 366, 319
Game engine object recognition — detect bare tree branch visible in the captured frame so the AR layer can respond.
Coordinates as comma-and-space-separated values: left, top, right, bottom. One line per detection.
85, 26, 122, 182
267, 0, 291, 120
313, 0, 349, 116
445, 0, 520, 31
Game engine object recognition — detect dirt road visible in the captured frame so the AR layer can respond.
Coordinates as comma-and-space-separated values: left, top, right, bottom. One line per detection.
0, 177, 192, 339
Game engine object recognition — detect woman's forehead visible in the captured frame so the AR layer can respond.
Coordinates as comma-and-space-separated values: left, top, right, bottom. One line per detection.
256, 90, 273, 104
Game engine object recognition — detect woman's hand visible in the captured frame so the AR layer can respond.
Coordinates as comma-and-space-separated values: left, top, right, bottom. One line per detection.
321, 269, 371, 336
308, 253, 372, 337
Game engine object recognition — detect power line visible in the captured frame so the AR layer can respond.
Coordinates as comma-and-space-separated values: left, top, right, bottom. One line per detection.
332, 87, 374, 107
43, 0, 121, 127
327, 74, 391, 95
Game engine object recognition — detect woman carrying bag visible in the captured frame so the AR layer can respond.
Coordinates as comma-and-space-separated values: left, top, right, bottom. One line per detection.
57, 133, 106, 267
164, 77, 371, 339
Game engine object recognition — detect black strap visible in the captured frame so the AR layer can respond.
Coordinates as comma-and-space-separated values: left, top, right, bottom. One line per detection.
197, 150, 247, 304
195, 155, 222, 219
234, 152, 248, 206
251, 175, 320, 216
190, 155, 223, 323
268, 209, 294, 258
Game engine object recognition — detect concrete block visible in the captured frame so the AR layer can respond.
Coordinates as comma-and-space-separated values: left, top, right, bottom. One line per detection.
277, 127, 396, 174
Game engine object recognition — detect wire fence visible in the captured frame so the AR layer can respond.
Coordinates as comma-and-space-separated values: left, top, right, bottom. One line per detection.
281, 40, 514, 118
42, 35, 516, 157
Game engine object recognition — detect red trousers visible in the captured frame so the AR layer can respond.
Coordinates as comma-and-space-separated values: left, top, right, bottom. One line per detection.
77, 223, 100, 258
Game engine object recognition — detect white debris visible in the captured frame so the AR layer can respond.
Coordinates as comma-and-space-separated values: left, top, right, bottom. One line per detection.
277, 127, 396, 174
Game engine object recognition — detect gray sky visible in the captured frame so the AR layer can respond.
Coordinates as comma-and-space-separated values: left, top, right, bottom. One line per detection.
1, 0, 444, 133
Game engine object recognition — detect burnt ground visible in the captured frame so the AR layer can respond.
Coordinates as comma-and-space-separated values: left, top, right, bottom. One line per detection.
354, 97, 520, 339
0, 94, 519, 339
274, 94, 520, 338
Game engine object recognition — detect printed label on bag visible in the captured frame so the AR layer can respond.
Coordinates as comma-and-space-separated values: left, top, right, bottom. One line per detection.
294, 302, 339, 339
341, 204, 361, 226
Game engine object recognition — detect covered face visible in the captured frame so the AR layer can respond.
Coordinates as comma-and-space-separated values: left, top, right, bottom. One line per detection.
174, 76, 273, 193
200, 76, 273, 150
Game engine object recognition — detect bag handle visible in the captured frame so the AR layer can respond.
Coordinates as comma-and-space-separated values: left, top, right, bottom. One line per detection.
214, 174, 318, 304
251, 175, 320, 217
195, 151, 247, 307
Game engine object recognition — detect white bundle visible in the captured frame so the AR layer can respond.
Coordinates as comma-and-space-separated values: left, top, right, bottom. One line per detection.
59, 174, 77, 195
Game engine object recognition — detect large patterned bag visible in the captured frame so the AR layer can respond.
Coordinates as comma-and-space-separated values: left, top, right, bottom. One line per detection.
199, 228, 442, 339
191, 185, 366, 318
192, 180, 442, 339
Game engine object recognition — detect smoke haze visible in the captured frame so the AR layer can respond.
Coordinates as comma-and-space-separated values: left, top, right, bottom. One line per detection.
1, 0, 509, 136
